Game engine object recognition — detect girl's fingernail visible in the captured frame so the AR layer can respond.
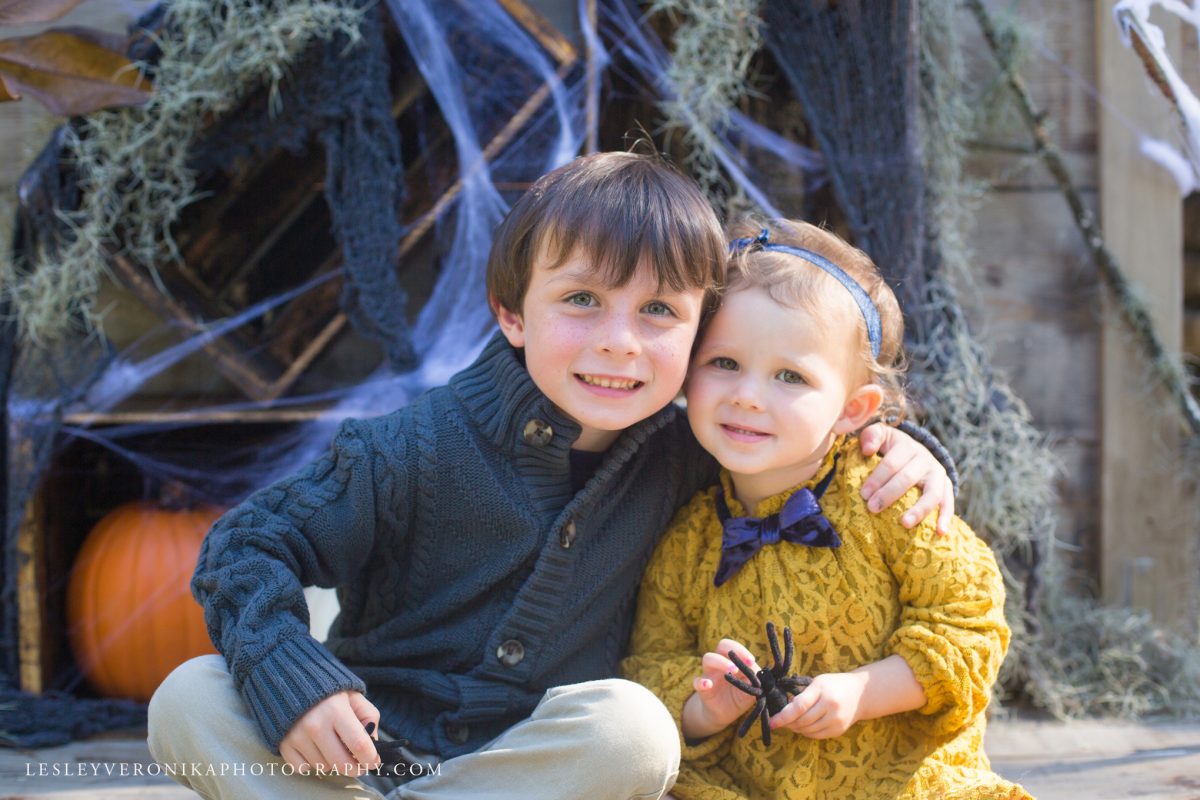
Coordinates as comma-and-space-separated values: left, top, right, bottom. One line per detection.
902, 513, 915, 525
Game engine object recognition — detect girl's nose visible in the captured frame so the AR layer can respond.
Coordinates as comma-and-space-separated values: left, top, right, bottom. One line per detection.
729, 378, 764, 411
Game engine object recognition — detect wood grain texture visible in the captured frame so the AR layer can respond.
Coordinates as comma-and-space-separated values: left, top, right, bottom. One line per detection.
1096, 4, 1192, 628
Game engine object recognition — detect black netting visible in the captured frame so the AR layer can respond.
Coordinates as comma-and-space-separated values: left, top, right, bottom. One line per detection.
0, 685, 147, 748
191, 3, 413, 369
761, 1, 926, 315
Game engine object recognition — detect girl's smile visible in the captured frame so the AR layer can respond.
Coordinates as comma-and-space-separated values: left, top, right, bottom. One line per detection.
719, 422, 772, 442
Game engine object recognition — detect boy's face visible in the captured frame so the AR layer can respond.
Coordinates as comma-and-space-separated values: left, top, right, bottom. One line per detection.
686, 286, 874, 502
496, 247, 705, 452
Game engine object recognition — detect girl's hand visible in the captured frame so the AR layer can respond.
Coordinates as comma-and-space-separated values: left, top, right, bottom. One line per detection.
770, 672, 866, 740
859, 423, 955, 534
279, 690, 382, 776
681, 639, 759, 739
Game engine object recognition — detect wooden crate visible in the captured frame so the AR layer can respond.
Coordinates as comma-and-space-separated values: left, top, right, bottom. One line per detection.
15, 411, 333, 697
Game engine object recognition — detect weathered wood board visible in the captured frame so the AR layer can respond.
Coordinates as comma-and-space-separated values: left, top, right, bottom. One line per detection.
1096, 3, 1192, 629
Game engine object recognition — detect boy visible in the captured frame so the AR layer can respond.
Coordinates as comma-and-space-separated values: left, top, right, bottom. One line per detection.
148, 152, 953, 799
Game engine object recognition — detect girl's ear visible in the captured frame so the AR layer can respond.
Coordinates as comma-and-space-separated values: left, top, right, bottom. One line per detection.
834, 384, 884, 434
493, 296, 526, 348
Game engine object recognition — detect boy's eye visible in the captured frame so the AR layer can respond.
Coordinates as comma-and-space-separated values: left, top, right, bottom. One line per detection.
776, 369, 806, 385
566, 292, 596, 307
712, 357, 738, 371
643, 300, 674, 317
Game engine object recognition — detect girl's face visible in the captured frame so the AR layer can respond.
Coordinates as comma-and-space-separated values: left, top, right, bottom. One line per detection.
686, 286, 874, 506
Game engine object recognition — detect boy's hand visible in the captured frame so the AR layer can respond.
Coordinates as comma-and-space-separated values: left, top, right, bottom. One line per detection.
279, 690, 382, 777
681, 639, 759, 740
769, 672, 866, 740
858, 423, 954, 534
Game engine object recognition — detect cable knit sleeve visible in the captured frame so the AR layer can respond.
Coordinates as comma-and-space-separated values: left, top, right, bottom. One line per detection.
191, 415, 407, 751
877, 493, 1010, 739
621, 490, 734, 768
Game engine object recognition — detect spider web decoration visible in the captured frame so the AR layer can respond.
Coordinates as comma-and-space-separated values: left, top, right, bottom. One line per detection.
1, 0, 393, 692
0, 0, 590, 739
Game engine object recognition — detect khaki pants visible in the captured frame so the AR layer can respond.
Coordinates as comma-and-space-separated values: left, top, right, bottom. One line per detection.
148, 655, 679, 800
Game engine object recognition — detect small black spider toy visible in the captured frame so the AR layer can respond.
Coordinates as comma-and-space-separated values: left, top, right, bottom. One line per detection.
723, 621, 813, 747
364, 721, 414, 777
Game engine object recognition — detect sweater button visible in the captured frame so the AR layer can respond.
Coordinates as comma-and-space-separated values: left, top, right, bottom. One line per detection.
445, 722, 470, 744
522, 418, 553, 447
497, 638, 525, 667
559, 518, 577, 548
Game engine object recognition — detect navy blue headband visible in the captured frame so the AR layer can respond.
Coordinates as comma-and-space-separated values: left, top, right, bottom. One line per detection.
729, 228, 883, 360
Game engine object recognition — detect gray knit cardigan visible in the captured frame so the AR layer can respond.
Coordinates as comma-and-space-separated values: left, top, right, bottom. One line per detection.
192, 332, 717, 757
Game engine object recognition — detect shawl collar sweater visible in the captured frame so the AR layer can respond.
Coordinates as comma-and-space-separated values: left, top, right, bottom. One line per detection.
192, 332, 716, 757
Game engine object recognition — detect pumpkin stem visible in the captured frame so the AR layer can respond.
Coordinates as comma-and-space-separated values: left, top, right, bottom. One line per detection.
159, 480, 194, 510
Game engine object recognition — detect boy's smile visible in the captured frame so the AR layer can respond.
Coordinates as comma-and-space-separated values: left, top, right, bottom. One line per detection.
496, 247, 704, 452
576, 373, 645, 393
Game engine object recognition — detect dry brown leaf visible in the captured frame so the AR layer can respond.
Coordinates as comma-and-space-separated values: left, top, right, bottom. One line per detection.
53, 24, 129, 55
0, 0, 85, 26
0, 29, 150, 115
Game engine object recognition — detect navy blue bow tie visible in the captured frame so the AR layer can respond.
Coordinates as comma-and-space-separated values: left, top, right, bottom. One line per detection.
713, 460, 841, 587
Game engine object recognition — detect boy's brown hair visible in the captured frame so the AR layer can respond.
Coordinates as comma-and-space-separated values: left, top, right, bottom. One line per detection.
487, 152, 725, 318
726, 218, 909, 418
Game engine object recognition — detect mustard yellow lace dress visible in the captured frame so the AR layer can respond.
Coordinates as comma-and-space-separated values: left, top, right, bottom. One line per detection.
621, 438, 1031, 800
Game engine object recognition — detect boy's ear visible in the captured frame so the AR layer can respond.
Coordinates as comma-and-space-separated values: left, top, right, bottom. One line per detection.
492, 296, 526, 348
833, 384, 884, 434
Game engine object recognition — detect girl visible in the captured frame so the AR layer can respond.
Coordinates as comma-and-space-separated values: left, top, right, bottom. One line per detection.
622, 220, 1031, 800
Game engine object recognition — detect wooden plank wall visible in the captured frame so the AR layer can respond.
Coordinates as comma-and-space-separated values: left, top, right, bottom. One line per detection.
960, 2, 1103, 578
961, 2, 1194, 626
1184, 21, 1200, 362
1096, 7, 1191, 627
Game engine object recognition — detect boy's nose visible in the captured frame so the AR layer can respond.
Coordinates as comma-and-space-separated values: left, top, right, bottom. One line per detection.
596, 316, 642, 358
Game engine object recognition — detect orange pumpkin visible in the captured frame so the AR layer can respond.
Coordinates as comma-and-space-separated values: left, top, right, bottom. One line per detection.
66, 501, 223, 702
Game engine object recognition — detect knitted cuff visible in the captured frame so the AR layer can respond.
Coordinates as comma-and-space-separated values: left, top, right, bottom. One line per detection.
238, 636, 367, 752
896, 419, 959, 496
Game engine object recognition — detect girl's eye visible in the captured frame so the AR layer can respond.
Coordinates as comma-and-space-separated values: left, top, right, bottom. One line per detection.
643, 300, 674, 317
712, 357, 738, 371
567, 292, 596, 307
776, 369, 806, 385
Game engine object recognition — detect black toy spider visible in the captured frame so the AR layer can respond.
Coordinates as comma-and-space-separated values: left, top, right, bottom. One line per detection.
723, 621, 813, 747
364, 721, 414, 777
